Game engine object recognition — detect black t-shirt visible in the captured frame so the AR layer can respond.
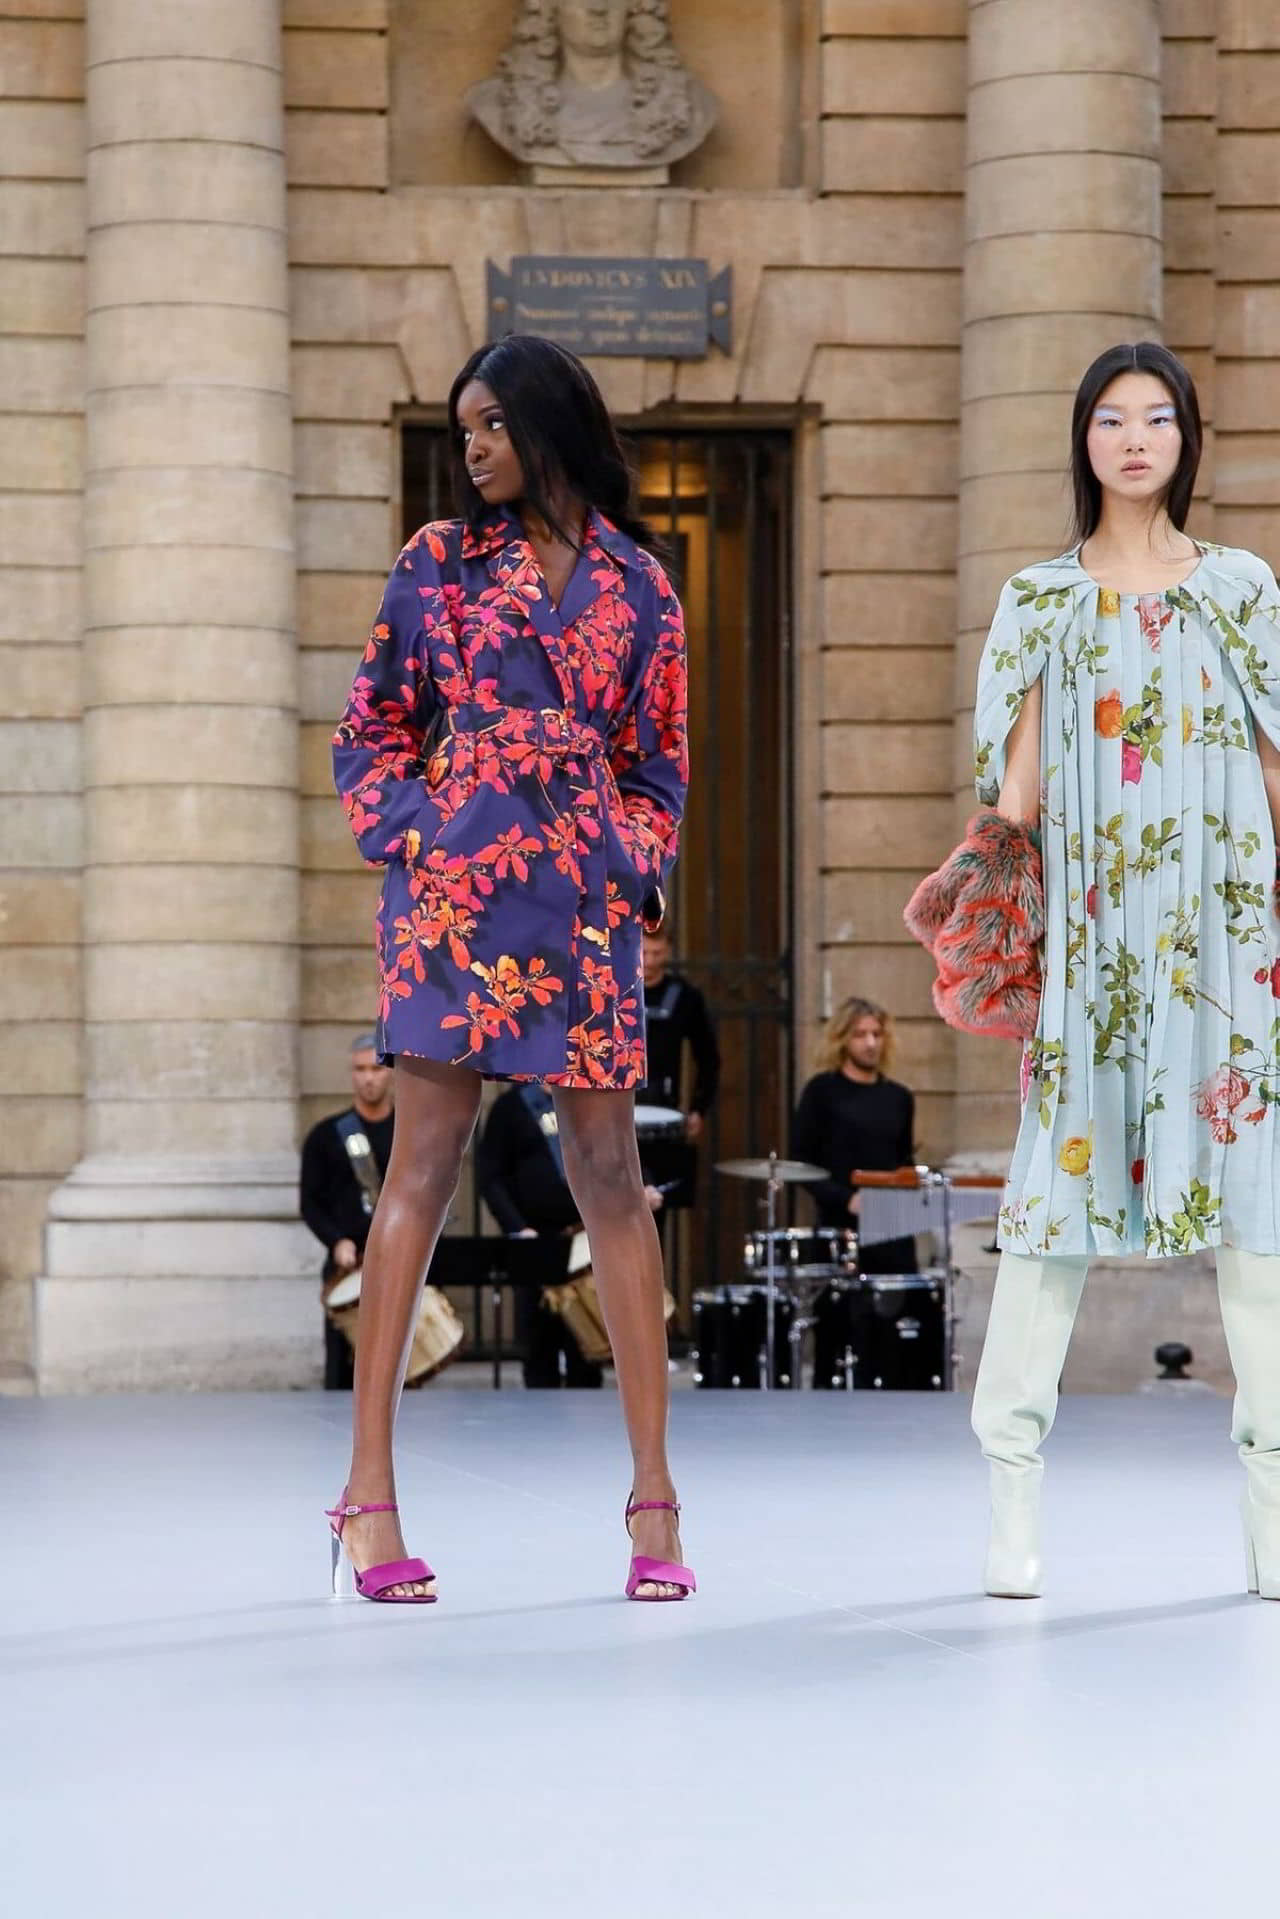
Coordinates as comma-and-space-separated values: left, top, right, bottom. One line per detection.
475, 1087, 580, 1236
299, 1107, 394, 1257
790, 1071, 916, 1261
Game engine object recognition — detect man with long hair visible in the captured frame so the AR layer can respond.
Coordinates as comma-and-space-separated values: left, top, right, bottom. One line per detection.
791, 996, 917, 1273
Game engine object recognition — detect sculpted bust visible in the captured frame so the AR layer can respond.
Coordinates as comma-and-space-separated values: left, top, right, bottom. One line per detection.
467, 0, 717, 179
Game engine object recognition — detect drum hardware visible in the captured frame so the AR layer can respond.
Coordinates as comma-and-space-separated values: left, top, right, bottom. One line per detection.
714, 1154, 826, 1391
854, 1168, 1003, 1390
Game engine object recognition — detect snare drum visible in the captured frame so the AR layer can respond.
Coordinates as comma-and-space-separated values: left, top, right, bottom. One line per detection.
323, 1267, 464, 1385
743, 1227, 856, 1281
692, 1287, 793, 1389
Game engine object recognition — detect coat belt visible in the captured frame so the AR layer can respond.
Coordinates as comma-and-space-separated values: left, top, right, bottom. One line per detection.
444, 702, 607, 763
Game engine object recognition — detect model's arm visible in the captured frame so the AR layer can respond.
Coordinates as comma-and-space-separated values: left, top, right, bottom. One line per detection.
997, 675, 1042, 826
332, 532, 442, 866
609, 564, 689, 931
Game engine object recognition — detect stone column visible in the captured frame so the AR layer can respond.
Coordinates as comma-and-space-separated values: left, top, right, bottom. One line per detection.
952, 0, 1163, 1157
38, 0, 311, 1389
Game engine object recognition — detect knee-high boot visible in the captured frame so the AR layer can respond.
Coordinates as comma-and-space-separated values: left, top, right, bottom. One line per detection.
970, 1250, 1089, 1597
1214, 1247, 1280, 1599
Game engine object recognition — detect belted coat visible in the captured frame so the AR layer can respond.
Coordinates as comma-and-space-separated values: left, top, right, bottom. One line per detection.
333, 507, 689, 1088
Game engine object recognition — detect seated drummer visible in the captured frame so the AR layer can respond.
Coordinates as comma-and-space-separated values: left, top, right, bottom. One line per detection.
477, 1086, 666, 1389
790, 995, 917, 1274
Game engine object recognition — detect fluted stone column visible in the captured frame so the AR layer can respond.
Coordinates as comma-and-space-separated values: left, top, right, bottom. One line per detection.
952, 0, 1163, 1156
37, 0, 311, 1389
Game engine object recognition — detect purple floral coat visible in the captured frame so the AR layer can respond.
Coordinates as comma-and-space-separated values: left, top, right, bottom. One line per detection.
333, 507, 689, 1088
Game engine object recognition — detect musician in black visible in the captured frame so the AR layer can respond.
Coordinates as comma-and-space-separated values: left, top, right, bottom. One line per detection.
638, 926, 720, 1143
478, 1085, 665, 1388
791, 996, 917, 1275
300, 1033, 394, 1390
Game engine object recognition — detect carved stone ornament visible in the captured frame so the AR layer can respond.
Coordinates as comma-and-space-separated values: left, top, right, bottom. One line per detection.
467, 0, 718, 184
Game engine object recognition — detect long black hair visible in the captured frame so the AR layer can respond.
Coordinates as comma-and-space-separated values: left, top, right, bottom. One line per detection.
1069, 341, 1202, 546
447, 334, 660, 554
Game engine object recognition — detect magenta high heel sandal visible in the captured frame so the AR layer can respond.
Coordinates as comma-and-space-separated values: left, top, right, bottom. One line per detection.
325, 1494, 437, 1604
624, 1497, 696, 1602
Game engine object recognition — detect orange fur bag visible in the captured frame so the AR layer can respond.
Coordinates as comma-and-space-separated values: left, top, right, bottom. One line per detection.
903, 810, 1043, 1040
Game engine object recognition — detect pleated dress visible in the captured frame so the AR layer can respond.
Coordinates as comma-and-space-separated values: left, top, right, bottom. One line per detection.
974, 543, 1280, 1258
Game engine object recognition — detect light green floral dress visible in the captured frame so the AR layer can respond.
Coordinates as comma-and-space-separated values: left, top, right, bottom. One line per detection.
975, 543, 1280, 1258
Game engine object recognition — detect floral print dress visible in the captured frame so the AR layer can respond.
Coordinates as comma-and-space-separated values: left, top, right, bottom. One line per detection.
974, 543, 1280, 1258
334, 507, 688, 1088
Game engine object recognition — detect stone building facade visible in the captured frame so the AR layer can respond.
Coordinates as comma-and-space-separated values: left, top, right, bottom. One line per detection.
1, 0, 1277, 1389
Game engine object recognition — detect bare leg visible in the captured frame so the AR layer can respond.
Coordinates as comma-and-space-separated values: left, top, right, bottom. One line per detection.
554, 1087, 685, 1596
338, 1054, 483, 1597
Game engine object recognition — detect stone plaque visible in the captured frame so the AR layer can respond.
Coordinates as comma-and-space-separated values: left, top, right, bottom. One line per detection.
486, 256, 732, 359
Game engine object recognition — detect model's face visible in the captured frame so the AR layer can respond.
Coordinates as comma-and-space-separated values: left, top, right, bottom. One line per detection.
351, 1049, 392, 1109
845, 1017, 884, 1072
456, 378, 524, 506
558, 0, 628, 56
642, 931, 671, 987
1085, 371, 1182, 511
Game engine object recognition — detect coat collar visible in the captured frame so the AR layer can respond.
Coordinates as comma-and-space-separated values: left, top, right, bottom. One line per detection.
460, 505, 639, 577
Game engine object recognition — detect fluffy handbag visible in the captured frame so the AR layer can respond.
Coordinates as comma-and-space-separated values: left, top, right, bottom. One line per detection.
903, 809, 1044, 1040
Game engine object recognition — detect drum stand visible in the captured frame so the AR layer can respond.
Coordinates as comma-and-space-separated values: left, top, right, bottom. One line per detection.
760, 1153, 782, 1392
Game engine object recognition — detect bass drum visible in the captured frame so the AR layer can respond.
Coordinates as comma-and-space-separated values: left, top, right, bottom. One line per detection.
692, 1287, 794, 1389
813, 1274, 946, 1391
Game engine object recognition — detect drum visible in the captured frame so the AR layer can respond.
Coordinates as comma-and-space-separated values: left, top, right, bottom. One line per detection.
743, 1226, 857, 1281
814, 1274, 946, 1391
633, 1103, 686, 1143
323, 1269, 465, 1385
692, 1287, 794, 1389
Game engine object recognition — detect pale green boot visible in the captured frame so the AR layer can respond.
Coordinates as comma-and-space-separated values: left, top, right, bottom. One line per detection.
1215, 1248, 1280, 1600
971, 1251, 1089, 1597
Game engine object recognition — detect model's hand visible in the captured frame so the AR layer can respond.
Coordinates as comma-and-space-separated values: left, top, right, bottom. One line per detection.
513, 1227, 538, 1239
332, 1238, 359, 1271
847, 1192, 860, 1218
684, 1111, 703, 1142
644, 1184, 664, 1212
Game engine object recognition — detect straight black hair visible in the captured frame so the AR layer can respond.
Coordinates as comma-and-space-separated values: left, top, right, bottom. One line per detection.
1069, 341, 1202, 546
447, 334, 661, 555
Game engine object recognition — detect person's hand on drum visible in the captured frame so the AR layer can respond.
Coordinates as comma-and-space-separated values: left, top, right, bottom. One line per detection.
644, 1185, 664, 1213
333, 1237, 359, 1272
513, 1226, 539, 1239
847, 1192, 861, 1218
684, 1111, 703, 1143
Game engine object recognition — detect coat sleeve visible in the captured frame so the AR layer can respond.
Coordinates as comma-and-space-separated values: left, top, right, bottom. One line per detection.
973, 576, 1053, 807
332, 536, 442, 866
609, 560, 689, 931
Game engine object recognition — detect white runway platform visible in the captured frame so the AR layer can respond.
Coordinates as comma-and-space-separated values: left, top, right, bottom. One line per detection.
4, 1385, 1276, 1918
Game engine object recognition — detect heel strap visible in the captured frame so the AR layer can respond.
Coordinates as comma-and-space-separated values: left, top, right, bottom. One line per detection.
325, 1499, 398, 1520
626, 1499, 680, 1519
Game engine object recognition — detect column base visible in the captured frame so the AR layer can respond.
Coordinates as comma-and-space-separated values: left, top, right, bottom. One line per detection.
36, 1155, 321, 1393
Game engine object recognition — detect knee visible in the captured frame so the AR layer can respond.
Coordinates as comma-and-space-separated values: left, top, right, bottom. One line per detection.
386, 1124, 472, 1218
563, 1130, 643, 1211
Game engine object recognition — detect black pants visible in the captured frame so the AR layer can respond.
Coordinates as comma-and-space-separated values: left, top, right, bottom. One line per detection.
323, 1310, 354, 1391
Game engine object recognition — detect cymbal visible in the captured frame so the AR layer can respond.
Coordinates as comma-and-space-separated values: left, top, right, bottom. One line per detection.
714, 1155, 827, 1184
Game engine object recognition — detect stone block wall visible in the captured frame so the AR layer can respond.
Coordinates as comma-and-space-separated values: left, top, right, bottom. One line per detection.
0, 1, 86, 1382
3, 1, 1280, 1383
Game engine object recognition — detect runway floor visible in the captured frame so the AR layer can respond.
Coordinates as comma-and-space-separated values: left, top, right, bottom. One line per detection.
4, 1385, 1275, 1918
